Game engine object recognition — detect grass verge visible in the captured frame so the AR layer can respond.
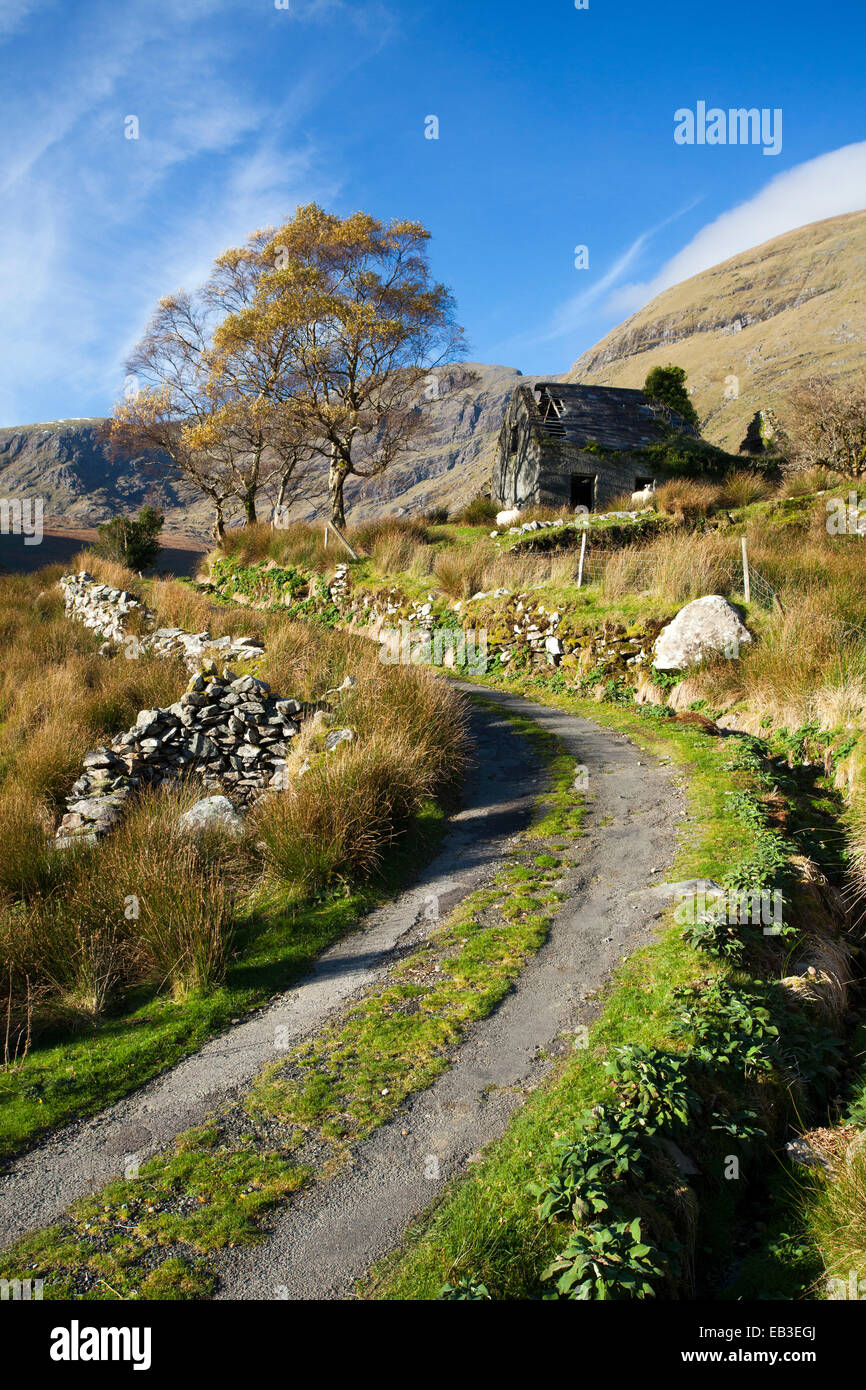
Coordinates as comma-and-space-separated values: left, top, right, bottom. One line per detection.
362, 677, 851, 1301
0, 698, 585, 1298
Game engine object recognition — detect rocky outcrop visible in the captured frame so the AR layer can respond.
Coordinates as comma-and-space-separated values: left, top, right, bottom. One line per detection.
653, 596, 752, 671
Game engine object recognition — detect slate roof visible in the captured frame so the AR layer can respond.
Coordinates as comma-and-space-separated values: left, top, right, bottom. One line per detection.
527, 382, 697, 450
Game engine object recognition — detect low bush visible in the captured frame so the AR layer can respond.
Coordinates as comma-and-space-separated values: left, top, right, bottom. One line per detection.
95, 507, 164, 571
453, 495, 497, 525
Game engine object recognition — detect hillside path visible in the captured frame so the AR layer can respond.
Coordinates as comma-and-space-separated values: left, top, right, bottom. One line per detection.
1, 691, 548, 1248
215, 684, 684, 1299
1, 687, 684, 1289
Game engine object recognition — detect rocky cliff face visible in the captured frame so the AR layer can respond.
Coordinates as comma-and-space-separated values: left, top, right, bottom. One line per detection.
292, 362, 537, 523
0, 363, 530, 535
567, 210, 866, 452
0, 418, 211, 533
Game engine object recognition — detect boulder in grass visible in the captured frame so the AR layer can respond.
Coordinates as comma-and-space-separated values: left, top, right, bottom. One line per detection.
178, 796, 245, 837
324, 728, 355, 752
653, 595, 752, 671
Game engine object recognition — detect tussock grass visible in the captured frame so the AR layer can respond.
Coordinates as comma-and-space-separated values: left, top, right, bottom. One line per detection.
217, 521, 330, 572
433, 539, 489, 598
0, 563, 469, 1046
804, 1141, 866, 1296
652, 471, 774, 519
602, 532, 737, 604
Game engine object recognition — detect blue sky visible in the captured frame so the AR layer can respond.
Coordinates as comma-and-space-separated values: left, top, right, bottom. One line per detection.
1, 0, 865, 425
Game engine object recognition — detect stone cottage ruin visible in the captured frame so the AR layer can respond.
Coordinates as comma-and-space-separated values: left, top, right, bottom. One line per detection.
492, 382, 698, 512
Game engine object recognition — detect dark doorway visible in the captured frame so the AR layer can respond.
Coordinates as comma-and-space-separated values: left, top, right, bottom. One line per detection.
570, 474, 594, 511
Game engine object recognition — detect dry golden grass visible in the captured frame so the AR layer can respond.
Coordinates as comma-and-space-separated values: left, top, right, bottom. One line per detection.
653, 478, 721, 521
216, 521, 331, 573
804, 1142, 866, 1296
602, 532, 737, 604
778, 466, 842, 498
0, 559, 471, 1027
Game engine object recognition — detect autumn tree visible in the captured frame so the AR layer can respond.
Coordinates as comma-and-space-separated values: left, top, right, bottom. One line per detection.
786, 376, 866, 476
110, 231, 314, 540
214, 205, 466, 528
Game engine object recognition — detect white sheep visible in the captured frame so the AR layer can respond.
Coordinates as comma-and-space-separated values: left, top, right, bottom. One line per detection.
630, 482, 656, 507
496, 506, 522, 527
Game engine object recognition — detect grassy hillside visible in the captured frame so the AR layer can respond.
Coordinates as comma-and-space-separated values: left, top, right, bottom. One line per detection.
567, 210, 866, 452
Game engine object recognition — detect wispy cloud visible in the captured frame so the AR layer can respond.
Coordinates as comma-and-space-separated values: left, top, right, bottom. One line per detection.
0, 0, 53, 41
543, 201, 700, 343
609, 141, 866, 316
0, 0, 384, 423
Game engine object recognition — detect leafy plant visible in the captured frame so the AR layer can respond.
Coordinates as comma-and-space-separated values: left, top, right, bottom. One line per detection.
530, 1106, 648, 1222
672, 979, 780, 1075
682, 914, 747, 960
437, 1275, 492, 1300
541, 1218, 664, 1300
604, 1045, 700, 1133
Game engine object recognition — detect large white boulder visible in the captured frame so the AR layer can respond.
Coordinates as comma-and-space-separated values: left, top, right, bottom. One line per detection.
654, 595, 752, 671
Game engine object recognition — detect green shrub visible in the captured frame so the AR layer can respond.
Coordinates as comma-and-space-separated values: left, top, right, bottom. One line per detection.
455, 495, 497, 525
96, 506, 164, 570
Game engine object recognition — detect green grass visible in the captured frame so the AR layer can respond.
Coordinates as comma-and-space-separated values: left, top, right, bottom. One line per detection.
245, 698, 583, 1149
365, 917, 706, 1300
0, 695, 586, 1299
363, 674, 846, 1301
0, 1125, 312, 1300
0, 802, 447, 1160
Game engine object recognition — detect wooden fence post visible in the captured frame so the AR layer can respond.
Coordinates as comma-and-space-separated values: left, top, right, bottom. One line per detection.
577, 530, 587, 589
327, 521, 360, 561
741, 536, 750, 603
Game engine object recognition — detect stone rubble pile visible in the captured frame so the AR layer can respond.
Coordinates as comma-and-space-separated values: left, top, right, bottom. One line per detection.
142, 627, 266, 673
55, 665, 306, 848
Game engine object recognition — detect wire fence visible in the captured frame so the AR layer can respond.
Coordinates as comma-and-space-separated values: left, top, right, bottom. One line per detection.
574, 540, 783, 611
746, 563, 783, 612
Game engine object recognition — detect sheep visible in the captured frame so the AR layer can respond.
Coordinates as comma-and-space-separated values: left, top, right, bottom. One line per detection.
496, 507, 522, 528
631, 482, 656, 507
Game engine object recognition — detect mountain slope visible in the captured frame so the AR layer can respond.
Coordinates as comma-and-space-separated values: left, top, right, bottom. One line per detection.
294, 362, 536, 524
567, 210, 866, 452
0, 364, 528, 534
0, 418, 207, 532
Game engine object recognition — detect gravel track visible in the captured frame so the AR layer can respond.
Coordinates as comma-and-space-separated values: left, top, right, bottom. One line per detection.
216, 685, 683, 1300
1, 686, 684, 1301
0, 695, 542, 1248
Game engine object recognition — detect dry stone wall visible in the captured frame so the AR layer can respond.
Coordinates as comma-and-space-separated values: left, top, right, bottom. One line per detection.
60, 572, 266, 671
55, 572, 315, 848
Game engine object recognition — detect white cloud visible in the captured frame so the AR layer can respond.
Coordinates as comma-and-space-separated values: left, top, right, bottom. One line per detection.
0, 0, 52, 41
610, 140, 866, 315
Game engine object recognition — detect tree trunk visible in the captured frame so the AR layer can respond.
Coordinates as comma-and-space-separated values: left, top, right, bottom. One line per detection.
273, 470, 290, 527
243, 491, 257, 525
328, 455, 347, 529
212, 503, 226, 545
